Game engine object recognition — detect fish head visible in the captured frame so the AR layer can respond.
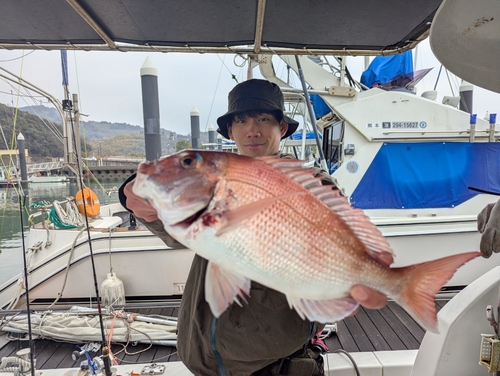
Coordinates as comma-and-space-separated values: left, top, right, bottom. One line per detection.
133, 150, 227, 227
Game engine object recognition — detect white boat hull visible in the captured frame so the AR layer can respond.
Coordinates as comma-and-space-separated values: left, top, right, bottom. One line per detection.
1, 204, 497, 309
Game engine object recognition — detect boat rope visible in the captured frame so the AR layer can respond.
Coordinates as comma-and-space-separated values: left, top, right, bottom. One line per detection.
49, 205, 76, 228
17, 188, 36, 376
27, 204, 52, 247
0, 356, 34, 375
1, 309, 177, 346
46, 227, 88, 309
4, 278, 23, 311
50, 199, 83, 228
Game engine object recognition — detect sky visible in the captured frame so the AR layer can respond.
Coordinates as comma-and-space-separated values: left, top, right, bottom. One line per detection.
0, 38, 499, 137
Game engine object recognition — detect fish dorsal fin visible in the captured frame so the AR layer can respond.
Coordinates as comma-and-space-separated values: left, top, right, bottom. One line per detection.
258, 156, 394, 266
315, 189, 394, 266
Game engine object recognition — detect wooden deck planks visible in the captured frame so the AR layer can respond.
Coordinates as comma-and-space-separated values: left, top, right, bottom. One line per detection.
357, 307, 406, 351
328, 320, 359, 352
376, 305, 421, 349
385, 302, 426, 342
0, 299, 450, 370
340, 315, 375, 351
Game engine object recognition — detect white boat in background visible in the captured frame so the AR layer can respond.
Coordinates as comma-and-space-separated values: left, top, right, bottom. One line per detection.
0, 202, 193, 310
1, 0, 500, 375
29, 175, 69, 184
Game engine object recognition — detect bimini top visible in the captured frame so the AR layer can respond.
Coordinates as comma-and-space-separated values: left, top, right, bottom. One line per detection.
0, 0, 443, 55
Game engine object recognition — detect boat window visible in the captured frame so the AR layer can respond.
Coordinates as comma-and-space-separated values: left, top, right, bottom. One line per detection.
322, 121, 344, 173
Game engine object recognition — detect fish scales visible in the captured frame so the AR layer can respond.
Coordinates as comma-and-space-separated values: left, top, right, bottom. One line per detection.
133, 150, 481, 331
218, 158, 368, 294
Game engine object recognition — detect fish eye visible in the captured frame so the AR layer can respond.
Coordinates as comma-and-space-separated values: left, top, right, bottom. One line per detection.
180, 153, 202, 169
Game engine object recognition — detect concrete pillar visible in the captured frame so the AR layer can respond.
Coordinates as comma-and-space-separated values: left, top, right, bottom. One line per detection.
190, 106, 200, 149
217, 134, 223, 151
17, 132, 28, 182
208, 124, 216, 149
140, 57, 162, 161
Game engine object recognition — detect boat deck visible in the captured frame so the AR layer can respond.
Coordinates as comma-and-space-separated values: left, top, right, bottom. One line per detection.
0, 299, 448, 370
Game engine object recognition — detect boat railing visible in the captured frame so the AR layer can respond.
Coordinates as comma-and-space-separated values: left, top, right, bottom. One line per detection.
372, 129, 499, 142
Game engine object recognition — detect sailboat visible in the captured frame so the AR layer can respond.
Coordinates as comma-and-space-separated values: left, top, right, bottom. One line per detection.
1, 0, 500, 375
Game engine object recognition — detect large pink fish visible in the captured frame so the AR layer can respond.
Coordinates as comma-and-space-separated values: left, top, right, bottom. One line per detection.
133, 150, 480, 332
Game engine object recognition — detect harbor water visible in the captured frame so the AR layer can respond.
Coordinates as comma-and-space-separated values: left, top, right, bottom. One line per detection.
0, 179, 126, 285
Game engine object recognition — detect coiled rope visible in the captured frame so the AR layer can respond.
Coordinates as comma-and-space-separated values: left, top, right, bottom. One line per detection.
50, 199, 83, 229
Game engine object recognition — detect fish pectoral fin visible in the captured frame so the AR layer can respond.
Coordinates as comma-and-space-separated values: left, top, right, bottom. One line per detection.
205, 261, 251, 317
215, 192, 306, 236
287, 295, 359, 323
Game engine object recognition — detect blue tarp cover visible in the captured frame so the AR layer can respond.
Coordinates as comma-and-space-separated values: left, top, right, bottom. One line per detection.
291, 132, 322, 140
310, 94, 331, 119
360, 50, 413, 89
350, 142, 500, 209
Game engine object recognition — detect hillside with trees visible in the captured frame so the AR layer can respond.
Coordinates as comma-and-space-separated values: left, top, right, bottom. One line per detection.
87, 133, 192, 158
2, 103, 208, 160
0, 103, 66, 161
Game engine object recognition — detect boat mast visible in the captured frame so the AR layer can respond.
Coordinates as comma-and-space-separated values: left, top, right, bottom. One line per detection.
60, 51, 74, 164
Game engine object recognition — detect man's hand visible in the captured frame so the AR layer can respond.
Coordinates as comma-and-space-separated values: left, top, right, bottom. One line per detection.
351, 285, 387, 311
478, 199, 500, 258
123, 179, 159, 222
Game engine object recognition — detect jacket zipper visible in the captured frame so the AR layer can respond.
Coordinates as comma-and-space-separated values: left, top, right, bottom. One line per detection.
211, 317, 226, 376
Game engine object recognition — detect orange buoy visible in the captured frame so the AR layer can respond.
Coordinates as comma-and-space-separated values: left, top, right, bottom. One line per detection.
75, 187, 100, 217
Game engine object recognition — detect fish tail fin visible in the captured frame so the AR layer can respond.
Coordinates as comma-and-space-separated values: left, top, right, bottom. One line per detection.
395, 252, 481, 333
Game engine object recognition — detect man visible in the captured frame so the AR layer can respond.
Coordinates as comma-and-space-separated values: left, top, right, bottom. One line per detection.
120, 79, 386, 375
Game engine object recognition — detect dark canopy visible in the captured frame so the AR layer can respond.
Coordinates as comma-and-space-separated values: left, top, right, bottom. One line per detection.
0, 0, 443, 55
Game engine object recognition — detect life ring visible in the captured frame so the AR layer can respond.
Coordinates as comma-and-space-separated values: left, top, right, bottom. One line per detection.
75, 187, 101, 217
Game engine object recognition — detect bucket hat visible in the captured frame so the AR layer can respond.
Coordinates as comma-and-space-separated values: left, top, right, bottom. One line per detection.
216, 79, 299, 139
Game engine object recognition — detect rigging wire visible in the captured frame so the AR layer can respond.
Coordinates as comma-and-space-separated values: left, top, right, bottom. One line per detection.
72, 50, 92, 188
218, 54, 239, 83
433, 65, 443, 91
0, 51, 35, 62
66, 101, 112, 376
444, 68, 456, 97
18, 187, 36, 376
0, 55, 32, 220
4, 51, 43, 375
5, 53, 25, 182
0, 78, 65, 143
204, 55, 226, 132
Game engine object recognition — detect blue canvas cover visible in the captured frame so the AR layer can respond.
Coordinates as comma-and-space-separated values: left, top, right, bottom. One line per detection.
360, 50, 413, 89
310, 94, 331, 119
350, 142, 500, 209
290, 132, 322, 140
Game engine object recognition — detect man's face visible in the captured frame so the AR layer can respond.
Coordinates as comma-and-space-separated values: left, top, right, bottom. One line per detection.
227, 113, 288, 158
